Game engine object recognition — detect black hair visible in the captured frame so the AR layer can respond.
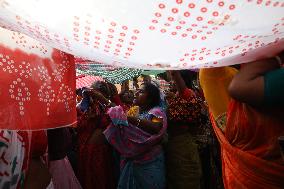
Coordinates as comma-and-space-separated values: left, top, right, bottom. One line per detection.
231, 64, 241, 70
91, 81, 111, 98
76, 88, 82, 96
157, 72, 170, 82
133, 76, 138, 82
179, 70, 197, 90
142, 82, 161, 108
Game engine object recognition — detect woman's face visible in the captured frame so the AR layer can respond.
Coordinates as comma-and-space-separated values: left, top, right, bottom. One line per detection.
121, 91, 134, 104
133, 85, 149, 106
168, 81, 177, 93
166, 71, 177, 93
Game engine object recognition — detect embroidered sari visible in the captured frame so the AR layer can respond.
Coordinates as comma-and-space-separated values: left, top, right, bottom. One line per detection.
0, 130, 29, 189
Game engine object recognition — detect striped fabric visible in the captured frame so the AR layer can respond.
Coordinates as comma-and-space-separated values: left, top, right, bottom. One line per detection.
76, 75, 104, 89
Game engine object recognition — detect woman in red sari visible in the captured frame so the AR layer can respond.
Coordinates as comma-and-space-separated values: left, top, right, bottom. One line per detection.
200, 51, 284, 188
76, 81, 117, 189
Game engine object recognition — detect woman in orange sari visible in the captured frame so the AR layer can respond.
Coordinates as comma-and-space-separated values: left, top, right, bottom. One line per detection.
199, 51, 284, 188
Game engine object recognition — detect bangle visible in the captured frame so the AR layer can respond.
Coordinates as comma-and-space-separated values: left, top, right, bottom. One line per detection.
136, 118, 141, 127
275, 55, 283, 67
103, 100, 112, 108
107, 100, 112, 106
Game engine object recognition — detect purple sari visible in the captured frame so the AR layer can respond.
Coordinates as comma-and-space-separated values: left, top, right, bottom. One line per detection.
104, 106, 167, 189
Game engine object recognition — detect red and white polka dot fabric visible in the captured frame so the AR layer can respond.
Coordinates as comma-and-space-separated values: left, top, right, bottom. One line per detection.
0, 0, 283, 69
76, 75, 104, 89
0, 27, 77, 130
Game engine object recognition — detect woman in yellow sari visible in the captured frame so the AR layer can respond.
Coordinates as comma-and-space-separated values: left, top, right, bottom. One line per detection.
199, 67, 238, 131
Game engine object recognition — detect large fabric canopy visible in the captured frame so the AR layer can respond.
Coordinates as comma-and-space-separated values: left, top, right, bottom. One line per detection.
0, 0, 284, 130
0, 27, 77, 130
0, 0, 283, 69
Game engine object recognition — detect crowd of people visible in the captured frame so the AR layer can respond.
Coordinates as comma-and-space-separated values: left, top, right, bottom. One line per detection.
0, 51, 284, 189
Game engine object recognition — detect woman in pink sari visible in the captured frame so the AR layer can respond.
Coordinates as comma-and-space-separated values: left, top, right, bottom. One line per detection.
104, 82, 167, 189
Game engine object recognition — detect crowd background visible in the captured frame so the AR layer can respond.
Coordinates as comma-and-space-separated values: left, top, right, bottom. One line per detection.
0, 51, 284, 189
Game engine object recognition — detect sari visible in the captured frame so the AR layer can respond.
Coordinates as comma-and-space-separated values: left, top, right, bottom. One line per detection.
199, 67, 238, 132
0, 130, 50, 189
104, 106, 167, 189
165, 89, 203, 189
200, 67, 284, 189
77, 105, 116, 189
0, 130, 29, 189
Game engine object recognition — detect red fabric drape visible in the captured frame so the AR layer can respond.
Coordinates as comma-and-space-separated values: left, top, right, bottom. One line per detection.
0, 45, 76, 130
211, 100, 284, 189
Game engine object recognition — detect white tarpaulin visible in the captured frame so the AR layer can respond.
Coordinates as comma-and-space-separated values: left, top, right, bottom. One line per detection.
0, 0, 284, 69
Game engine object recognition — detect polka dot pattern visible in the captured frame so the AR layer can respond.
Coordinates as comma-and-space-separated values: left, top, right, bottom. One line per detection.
0, 49, 75, 118
179, 32, 283, 68
57, 83, 74, 112
38, 83, 55, 115
0, 29, 76, 129
72, 15, 140, 60
52, 53, 71, 82
12, 32, 48, 54
149, 1, 238, 39
15, 15, 72, 52
247, 0, 284, 7
0, 1, 283, 70
271, 17, 284, 35
9, 78, 31, 116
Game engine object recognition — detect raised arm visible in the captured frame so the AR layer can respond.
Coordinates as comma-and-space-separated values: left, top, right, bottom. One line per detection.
228, 52, 283, 106
127, 116, 163, 134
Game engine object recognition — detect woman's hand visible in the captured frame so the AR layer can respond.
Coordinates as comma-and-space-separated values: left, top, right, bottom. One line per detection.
127, 116, 163, 134
88, 89, 116, 108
